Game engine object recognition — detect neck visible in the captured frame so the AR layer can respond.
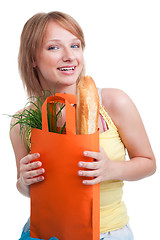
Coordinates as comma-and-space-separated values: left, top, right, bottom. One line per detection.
43, 82, 77, 96
54, 83, 77, 96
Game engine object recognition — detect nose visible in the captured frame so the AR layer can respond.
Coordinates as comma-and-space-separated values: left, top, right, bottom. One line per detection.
62, 47, 75, 62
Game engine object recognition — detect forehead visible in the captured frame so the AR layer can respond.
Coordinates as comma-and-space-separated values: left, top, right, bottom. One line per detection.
43, 20, 78, 43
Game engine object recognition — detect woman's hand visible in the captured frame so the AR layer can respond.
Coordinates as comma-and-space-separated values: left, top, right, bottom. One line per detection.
78, 146, 115, 185
19, 153, 45, 186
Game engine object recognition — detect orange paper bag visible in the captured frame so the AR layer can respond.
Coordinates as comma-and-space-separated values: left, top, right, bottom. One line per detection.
30, 93, 100, 240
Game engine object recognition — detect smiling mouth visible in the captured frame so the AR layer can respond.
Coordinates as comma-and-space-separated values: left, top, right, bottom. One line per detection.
57, 66, 76, 71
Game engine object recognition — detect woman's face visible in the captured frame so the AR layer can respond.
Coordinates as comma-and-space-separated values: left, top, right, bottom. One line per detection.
35, 20, 84, 90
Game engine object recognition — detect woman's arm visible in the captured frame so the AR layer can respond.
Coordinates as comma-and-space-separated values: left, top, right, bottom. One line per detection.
10, 114, 45, 197
105, 89, 156, 181
78, 89, 156, 185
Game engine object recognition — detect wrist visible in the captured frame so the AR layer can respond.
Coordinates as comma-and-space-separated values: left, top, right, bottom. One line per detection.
111, 160, 125, 181
16, 178, 30, 197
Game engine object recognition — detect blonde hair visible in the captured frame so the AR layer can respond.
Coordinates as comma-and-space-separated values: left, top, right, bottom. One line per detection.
18, 11, 85, 97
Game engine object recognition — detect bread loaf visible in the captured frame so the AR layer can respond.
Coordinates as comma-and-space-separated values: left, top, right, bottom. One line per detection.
76, 76, 99, 134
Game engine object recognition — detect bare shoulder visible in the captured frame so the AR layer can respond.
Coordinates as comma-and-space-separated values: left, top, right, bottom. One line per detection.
101, 88, 156, 167
101, 88, 132, 109
101, 88, 138, 128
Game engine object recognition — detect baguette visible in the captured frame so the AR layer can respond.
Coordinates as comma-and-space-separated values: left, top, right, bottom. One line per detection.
76, 76, 99, 134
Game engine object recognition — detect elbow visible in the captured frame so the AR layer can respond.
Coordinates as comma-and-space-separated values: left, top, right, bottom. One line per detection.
149, 157, 157, 176
152, 162, 157, 175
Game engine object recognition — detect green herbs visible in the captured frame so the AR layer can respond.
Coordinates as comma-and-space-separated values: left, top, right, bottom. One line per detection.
9, 88, 66, 150
47, 100, 66, 134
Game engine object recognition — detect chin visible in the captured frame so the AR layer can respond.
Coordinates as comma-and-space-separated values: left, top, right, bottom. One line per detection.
59, 75, 79, 85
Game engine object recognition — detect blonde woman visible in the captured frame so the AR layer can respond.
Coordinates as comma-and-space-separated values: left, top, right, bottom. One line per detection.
10, 11, 156, 240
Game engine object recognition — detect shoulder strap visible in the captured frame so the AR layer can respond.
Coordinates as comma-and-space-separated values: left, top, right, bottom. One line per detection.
99, 103, 117, 132
98, 88, 118, 132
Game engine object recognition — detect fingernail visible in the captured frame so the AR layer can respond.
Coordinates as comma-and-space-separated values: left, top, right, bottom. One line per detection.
38, 161, 42, 166
41, 168, 45, 173
78, 171, 83, 176
84, 151, 88, 156
36, 153, 40, 157
78, 162, 83, 167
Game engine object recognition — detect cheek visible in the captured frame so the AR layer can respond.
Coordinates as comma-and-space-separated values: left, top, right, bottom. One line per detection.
36, 56, 57, 77
43, 56, 59, 68
77, 52, 84, 68
37, 51, 60, 69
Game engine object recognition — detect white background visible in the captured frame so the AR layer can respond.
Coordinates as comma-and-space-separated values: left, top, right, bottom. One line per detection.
0, 0, 160, 239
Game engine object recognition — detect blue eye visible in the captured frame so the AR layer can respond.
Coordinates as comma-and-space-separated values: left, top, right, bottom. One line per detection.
48, 46, 58, 50
71, 44, 80, 48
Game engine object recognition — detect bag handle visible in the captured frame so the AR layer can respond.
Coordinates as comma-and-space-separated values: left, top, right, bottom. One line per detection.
42, 93, 77, 135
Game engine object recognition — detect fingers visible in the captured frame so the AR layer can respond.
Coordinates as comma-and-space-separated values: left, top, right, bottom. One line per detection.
78, 149, 102, 169
20, 153, 45, 186
24, 160, 42, 171
22, 173, 45, 186
21, 175, 44, 186
24, 167, 45, 179
78, 169, 99, 178
21, 153, 40, 164
78, 167, 101, 185
78, 156, 101, 185
82, 177, 101, 185
78, 160, 99, 169
78, 147, 107, 185
83, 150, 101, 160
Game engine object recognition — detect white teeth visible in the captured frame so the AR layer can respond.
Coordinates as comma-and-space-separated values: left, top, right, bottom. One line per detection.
58, 67, 75, 71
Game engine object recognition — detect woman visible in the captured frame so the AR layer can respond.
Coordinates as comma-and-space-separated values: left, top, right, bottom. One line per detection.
10, 11, 156, 240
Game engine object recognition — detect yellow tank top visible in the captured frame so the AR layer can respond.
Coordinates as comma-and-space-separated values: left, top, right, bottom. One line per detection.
99, 99, 129, 233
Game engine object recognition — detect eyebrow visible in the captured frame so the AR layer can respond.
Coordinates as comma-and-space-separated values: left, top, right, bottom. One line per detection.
46, 38, 80, 44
